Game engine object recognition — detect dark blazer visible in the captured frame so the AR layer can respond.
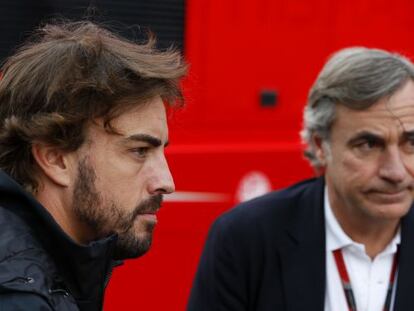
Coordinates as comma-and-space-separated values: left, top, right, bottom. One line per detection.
187, 177, 414, 311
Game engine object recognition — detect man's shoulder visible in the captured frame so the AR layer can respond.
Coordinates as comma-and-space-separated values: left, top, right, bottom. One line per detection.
0, 203, 46, 259
0, 205, 76, 308
221, 177, 321, 226
0, 236, 62, 308
0, 292, 54, 310
0, 207, 54, 289
196, 176, 324, 270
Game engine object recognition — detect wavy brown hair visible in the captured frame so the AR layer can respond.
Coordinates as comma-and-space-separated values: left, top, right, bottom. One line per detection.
0, 21, 187, 192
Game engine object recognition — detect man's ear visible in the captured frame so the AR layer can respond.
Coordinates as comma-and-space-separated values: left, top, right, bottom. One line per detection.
311, 134, 328, 167
31, 143, 72, 187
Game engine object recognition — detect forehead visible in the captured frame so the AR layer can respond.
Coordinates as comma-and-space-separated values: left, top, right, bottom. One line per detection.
332, 80, 414, 137
109, 96, 168, 134
86, 96, 168, 143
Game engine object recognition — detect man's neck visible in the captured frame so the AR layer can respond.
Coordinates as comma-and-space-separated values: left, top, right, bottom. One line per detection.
340, 220, 399, 259
35, 185, 93, 245
330, 202, 400, 259
326, 186, 400, 259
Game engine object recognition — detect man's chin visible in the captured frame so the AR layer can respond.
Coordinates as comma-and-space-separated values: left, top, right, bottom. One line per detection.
362, 201, 412, 221
113, 235, 153, 260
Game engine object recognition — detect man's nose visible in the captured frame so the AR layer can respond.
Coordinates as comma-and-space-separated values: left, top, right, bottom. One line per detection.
148, 154, 175, 195
379, 147, 407, 184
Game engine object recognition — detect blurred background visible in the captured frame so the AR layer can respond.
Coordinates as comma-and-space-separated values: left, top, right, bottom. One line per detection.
1, 0, 414, 309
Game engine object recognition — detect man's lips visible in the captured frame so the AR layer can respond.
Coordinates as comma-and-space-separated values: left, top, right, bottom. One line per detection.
136, 195, 163, 215
134, 208, 160, 223
138, 208, 160, 215
136, 213, 158, 224
366, 189, 409, 203
132, 195, 163, 221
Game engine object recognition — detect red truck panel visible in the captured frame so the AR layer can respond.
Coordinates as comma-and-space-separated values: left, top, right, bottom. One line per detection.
105, 0, 414, 309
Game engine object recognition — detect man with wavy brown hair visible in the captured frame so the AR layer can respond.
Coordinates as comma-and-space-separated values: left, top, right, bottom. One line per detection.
0, 21, 186, 310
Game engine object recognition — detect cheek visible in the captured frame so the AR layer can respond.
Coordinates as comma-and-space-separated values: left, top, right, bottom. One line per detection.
94, 155, 142, 188
109, 180, 140, 200
402, 155, 414, 177
91, 155, 149, 206
92, 172, 138, 206
330, 152, 377, 185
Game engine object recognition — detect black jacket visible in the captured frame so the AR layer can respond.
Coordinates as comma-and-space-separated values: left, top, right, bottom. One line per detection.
187, 177, 414, 311
0, 170, 120, 310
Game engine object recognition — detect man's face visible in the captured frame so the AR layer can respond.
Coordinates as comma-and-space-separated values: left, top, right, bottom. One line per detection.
71, 96, 174, 259
316, 81, 414, 227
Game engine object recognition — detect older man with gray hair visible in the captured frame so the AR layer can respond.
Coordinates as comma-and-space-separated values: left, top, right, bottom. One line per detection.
188, 47, 414, 311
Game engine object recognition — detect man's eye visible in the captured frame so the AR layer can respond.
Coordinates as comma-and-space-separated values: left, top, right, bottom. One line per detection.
364, 140, 375, 148
404, 139, 414, 152
355, 139, 379, 152
132, 147, 150, 158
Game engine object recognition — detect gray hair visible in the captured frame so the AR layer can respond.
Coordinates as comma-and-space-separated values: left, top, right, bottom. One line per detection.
301, 47, 414, 169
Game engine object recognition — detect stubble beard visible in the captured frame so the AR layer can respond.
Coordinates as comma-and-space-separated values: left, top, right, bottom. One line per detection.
72, 157, 163, 260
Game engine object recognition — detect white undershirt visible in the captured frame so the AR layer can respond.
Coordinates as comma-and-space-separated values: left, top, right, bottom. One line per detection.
324, 187, 400, 311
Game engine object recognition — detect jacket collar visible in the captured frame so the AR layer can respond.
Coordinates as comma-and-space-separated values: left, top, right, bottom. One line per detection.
279, 176, 326, 310
394, 206, 414, 310
0, 170, 121, 308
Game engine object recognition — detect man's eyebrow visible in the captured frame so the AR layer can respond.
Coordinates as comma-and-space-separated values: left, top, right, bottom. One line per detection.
347, 131, 384, 145
123, 134, 166, 147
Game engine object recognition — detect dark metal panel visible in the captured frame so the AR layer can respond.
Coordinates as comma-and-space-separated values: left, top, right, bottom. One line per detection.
0, 0, 185, 62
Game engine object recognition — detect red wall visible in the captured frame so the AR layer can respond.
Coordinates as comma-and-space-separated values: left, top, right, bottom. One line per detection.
105, 0, 414, 309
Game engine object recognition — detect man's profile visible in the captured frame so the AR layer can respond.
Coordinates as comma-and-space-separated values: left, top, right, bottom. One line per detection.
0, 21, 186, 309
188, 47, 414, 310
